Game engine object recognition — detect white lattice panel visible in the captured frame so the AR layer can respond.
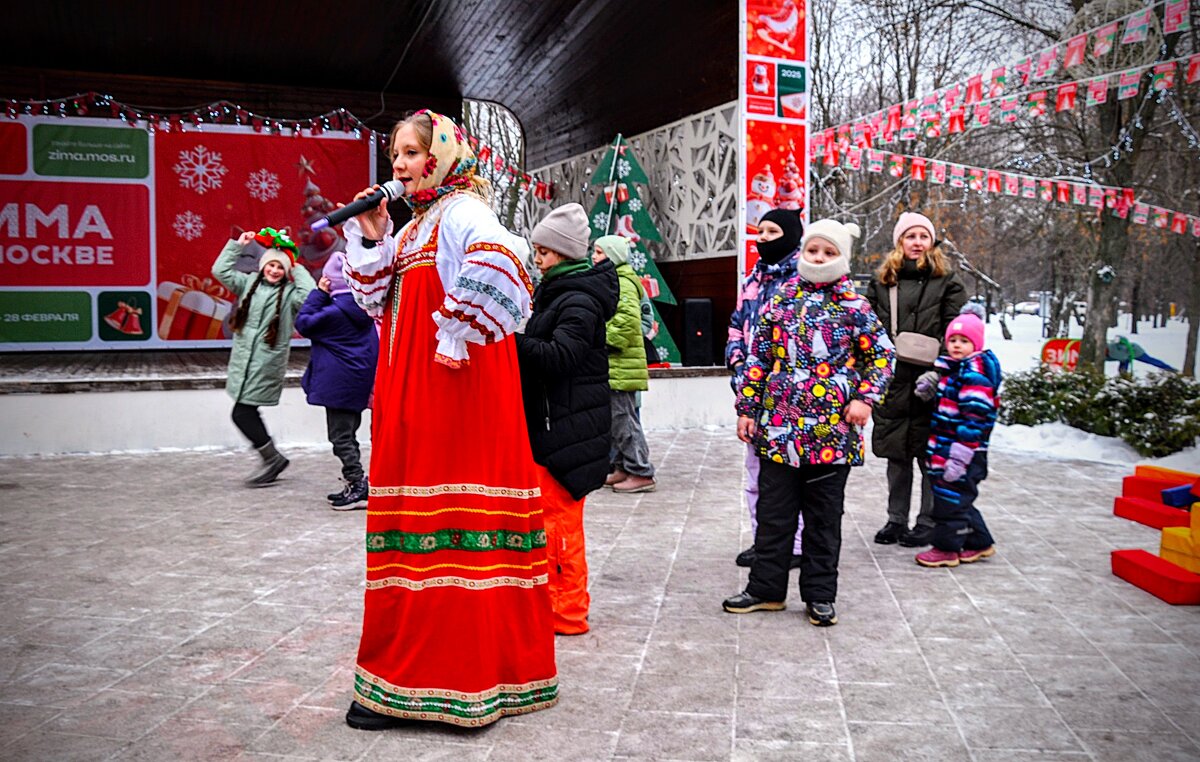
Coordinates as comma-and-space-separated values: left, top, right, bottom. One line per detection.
519, 102, 739, 262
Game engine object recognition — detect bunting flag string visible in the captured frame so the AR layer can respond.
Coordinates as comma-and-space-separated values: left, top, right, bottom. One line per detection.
811, 52, 1198, 161
814, 0, 1193, 149
818, 146, 1200, 239
1, 91, 555, 200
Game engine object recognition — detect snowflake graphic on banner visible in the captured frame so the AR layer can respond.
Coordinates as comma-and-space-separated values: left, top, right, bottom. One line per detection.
592, 212, 610, 230
173, 210, 205, 241
245, 169, 281, 202
173, 145, 228, 195
628, 250, 647, 270
657, 346, 669, 361
628, 198, 643, 212
617, 159, 632, 179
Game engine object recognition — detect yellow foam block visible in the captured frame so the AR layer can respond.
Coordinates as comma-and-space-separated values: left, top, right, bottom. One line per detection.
1161, 527, 1196, 556
1161, 548, 1200, 574
1192, 505, 1200, 535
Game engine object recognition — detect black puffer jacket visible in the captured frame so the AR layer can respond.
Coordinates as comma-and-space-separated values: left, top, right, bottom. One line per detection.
516, 259, 620, 500
866, 260, 966, 460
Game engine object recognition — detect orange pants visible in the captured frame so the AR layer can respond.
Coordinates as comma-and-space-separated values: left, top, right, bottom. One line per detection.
539, 467, 590, 635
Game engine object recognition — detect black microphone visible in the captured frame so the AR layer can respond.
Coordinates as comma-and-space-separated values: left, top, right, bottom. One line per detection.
310, 180, 406, 231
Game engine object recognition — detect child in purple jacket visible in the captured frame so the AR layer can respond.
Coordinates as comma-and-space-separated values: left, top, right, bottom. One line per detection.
296, 252, 380, 510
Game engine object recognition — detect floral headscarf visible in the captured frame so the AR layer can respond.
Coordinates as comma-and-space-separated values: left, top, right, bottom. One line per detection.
402, 110, 489, 215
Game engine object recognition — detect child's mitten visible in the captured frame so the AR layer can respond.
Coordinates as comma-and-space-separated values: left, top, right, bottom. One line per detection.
914, 370, 940, 401
942, 441, 974, 482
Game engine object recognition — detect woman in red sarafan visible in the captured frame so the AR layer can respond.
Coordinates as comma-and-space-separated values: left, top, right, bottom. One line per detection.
341, 109, 556, 729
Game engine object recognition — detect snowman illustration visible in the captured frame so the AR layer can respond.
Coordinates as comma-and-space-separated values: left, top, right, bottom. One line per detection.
745, 164, 777, 229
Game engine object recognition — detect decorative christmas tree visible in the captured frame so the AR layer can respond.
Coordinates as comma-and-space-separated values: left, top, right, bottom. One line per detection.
294, 154, 345, 272
587, 135, 681, 364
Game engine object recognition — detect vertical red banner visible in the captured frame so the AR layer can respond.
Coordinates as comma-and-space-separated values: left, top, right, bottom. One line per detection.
740, 0, 808, 275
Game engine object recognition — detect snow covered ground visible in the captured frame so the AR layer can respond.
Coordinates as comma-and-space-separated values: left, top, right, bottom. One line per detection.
985, 311, 1199, 471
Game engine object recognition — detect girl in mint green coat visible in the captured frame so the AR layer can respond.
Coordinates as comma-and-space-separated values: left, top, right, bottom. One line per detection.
212, 227, 315, 486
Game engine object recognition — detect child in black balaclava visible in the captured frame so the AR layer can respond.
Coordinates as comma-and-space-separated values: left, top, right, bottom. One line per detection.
725, 207, 805, 570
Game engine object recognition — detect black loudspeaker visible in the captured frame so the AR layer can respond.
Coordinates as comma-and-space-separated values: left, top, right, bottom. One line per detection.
682, 298, 713, 366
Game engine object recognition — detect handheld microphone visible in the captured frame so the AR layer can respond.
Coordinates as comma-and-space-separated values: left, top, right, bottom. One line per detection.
310, 180, 407, 231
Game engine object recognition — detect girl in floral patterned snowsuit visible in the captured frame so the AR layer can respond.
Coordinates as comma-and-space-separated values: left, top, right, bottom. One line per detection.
724, 219, 894, 627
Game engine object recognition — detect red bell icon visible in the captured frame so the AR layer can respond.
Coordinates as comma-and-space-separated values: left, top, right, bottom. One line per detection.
104, 300, 144, 336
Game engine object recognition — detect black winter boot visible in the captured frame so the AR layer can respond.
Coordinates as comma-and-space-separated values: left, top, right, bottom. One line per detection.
246, 439, 289, 486
331, 477, 369, 510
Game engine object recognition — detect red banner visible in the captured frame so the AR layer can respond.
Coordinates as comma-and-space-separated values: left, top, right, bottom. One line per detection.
0, 180, 150, 287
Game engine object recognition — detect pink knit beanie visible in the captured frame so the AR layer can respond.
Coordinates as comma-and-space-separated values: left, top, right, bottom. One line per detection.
945, 313, 985, 352
892, 212, 936, 246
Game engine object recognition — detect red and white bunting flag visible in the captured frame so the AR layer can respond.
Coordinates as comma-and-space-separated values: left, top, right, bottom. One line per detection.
1132, 202, 1149, 225
1028, 90, 1048, 117
1170, 212, 1189, 234
1063, 34, 1087, 68
968, 168, 985, 191
1037, 179, 1053, 201
987, 170, 1003, 194
1117, 69, 1141, 100
868, 150, 884, 173
943, 84, 961, 110
1188, 54, 1200, 84
478, 145, 492, 163
1014, 57, 1033, 87
837, 125, 852, 150
1036, 47, 1059, 79
1086, 77, 1109, 107
886, 105, 902, 140
1192, 216, 1200, 237
1151, 62, 1176, 91
948, 107, 966, 134
973, 104, 991, 127
1093, 22, 1119, 58
1164, 0, 1191, 35
1088, 186, 1104, 208
1056, 181, 1072, 204
1072, 183, 1088, 205
924, 112, 942, 138
989, 67, 1007, 97
965, 74, 983, 105
888, 153, 905, 177
1122, 9, 1151, 44
847, 146, 863, 170
930, 161, 946, 184
1111, 190, 1130, 219
1001, 98, 1019, 123
910, 156, 927, 181
1055, 82, 1078, 112
949, 165, 966, 188
1151, 206, 1169, 228
1004, 174, 1020, 196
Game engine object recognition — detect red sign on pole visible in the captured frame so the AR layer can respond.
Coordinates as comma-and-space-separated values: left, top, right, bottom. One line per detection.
1041, 338, 1080, 371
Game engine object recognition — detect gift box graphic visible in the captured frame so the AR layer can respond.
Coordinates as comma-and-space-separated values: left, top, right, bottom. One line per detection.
640, 274, 661, 299
156, 274, 234, 340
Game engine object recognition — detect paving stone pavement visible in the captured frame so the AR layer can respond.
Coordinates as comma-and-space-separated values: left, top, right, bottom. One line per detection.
1, 427, 1198, 761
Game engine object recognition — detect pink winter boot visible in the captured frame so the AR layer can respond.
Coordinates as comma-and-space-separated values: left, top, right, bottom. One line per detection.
915, 548, 960, 568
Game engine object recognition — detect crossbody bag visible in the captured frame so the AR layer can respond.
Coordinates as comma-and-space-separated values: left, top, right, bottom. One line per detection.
888, 282, 941, 366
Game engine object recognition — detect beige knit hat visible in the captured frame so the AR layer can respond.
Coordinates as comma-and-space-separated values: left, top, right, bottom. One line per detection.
530, 203, 590, 260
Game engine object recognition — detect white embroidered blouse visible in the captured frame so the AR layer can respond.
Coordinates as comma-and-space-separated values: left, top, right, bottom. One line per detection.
342, 193, 533, 364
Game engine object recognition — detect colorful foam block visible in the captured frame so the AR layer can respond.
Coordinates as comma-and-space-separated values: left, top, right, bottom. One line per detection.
1162, 548, 1200, 574
1123, 475, 1189, 504
1134, 465, 1199, 483
1114, 496, 1191, 529
1193, 504, 1200, 535
1161, 484, 1199, 508
1160, 527, 1196, 555
1111, 549, 1200, 605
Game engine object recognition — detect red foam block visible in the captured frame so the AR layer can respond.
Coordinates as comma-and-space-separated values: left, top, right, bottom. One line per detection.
1122, 475, 1189, 503
1111, 549, 1200, 605
1113, 496, 1190, 529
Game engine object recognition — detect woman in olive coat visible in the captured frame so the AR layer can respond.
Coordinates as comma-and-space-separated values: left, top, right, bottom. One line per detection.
866, 212, 966, 548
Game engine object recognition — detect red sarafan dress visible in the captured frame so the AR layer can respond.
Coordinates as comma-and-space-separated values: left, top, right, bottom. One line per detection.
343, 192, 557, 727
